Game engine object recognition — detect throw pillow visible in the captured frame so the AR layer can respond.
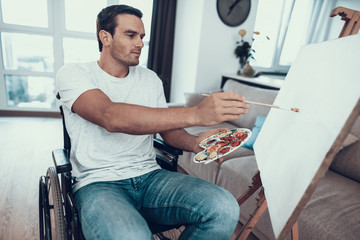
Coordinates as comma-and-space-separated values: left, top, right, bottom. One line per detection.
223, 80, 278, 129
243, 116, 266, 150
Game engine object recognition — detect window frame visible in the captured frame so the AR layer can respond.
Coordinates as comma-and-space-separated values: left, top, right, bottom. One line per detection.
0, 0, 152, 113
251, 0, 339, 75
251, 0, 297, 74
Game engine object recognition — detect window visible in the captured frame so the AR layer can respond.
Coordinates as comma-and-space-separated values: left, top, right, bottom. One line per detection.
251, 0, 360, 74
0, 0, 153, 112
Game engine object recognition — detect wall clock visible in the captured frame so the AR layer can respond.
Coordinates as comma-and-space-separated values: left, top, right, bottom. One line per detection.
216, 0, 251, 27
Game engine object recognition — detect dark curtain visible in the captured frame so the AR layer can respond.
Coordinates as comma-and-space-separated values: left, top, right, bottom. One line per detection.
147, 0, 177, 102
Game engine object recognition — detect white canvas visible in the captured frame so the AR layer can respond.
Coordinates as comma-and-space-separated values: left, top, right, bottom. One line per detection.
254, 34, 360, 239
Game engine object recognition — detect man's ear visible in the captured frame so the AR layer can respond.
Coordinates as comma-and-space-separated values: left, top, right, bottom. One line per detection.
99, 30, 111, 48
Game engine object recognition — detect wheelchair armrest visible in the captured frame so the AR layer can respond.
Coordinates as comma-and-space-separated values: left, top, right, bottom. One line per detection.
153, 138, 183, 156
153, 138, 183, 172
52, 148, 72, 174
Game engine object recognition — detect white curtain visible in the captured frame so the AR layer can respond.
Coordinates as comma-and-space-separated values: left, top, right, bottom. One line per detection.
306, 0, 337, 43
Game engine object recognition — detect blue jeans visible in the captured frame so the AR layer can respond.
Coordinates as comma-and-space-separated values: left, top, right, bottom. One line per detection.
74, 169, 240, 240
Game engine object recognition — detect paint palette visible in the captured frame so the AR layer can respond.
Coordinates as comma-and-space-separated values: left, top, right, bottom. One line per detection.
193, 128, 251, 164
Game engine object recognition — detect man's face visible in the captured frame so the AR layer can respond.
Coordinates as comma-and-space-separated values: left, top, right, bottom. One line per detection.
108, 14, 145, 67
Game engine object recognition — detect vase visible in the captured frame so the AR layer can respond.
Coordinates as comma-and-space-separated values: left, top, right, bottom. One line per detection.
237, 62, 255, 77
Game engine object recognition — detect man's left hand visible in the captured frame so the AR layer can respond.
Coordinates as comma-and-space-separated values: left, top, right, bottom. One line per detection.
193, 128, 229, 164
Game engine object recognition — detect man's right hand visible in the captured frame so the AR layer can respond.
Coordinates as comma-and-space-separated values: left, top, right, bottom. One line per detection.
193, 91, 249, 126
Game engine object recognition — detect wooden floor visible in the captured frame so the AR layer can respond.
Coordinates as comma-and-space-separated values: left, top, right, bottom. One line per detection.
0, 117, 63, 240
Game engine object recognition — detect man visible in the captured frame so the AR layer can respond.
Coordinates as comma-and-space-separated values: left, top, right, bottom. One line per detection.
56, 4, 249, 240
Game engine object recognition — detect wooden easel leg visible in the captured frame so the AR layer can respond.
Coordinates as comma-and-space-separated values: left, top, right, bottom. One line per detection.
237, 171, 262, 206
291, 221, 299, 240
236, 190, 267, 240
235, 171, 299, 240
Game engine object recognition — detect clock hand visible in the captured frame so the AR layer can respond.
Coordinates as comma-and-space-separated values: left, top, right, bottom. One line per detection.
227, 0, 242, 16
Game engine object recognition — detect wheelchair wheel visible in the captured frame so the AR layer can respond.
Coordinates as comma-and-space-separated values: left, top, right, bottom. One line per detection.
39, 167, 67, 240
39, 175, 51, 239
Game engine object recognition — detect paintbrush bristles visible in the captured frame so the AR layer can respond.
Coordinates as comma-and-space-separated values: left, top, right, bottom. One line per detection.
201, 93, 299, 113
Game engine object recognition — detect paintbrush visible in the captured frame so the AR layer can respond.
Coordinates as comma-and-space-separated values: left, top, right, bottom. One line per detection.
201, 93, 299, 113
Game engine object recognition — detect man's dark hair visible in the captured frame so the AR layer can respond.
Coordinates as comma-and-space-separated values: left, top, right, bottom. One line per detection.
96, 5, 143, 52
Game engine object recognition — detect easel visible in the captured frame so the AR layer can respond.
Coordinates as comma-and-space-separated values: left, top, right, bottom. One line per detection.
235, 171, 299, 240
235, 7, 359, 240
330, 6, 360, 38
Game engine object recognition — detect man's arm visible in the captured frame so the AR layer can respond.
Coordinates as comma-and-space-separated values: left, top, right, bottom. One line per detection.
72, 89, 248, 135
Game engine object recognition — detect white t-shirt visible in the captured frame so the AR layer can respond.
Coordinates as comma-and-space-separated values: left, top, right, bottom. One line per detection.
56, 61, 166, 192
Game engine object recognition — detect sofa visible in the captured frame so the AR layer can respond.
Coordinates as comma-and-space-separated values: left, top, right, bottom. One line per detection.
177, 79, 360, 240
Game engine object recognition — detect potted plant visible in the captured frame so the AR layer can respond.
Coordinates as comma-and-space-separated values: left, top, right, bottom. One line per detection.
234, 29, 265, 77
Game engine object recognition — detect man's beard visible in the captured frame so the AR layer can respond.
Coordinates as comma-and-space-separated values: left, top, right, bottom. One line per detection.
115, 56, 140, 67
128, 58, 140, 66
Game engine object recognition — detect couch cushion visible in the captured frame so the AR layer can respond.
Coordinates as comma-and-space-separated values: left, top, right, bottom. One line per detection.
216, 156, 360, 240
298, 170, 360, 240
341, 133, 359, 150
330, 116, 360, 183
184, 92, 206, 107
222, 146, 254, 161
183, 122, 238, 136
222, 80, 278, 129
184, 89, 222, 107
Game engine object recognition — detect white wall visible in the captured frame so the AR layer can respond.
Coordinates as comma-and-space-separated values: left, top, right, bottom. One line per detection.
171, 0, 259, 103
170, 0, 204, 103
194, 0, 258, 93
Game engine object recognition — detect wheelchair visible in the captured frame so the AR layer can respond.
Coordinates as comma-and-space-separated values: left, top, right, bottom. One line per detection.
39, 98, 183, 240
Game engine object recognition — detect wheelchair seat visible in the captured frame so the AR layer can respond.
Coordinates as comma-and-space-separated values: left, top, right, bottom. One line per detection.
39, 96, 183, 240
